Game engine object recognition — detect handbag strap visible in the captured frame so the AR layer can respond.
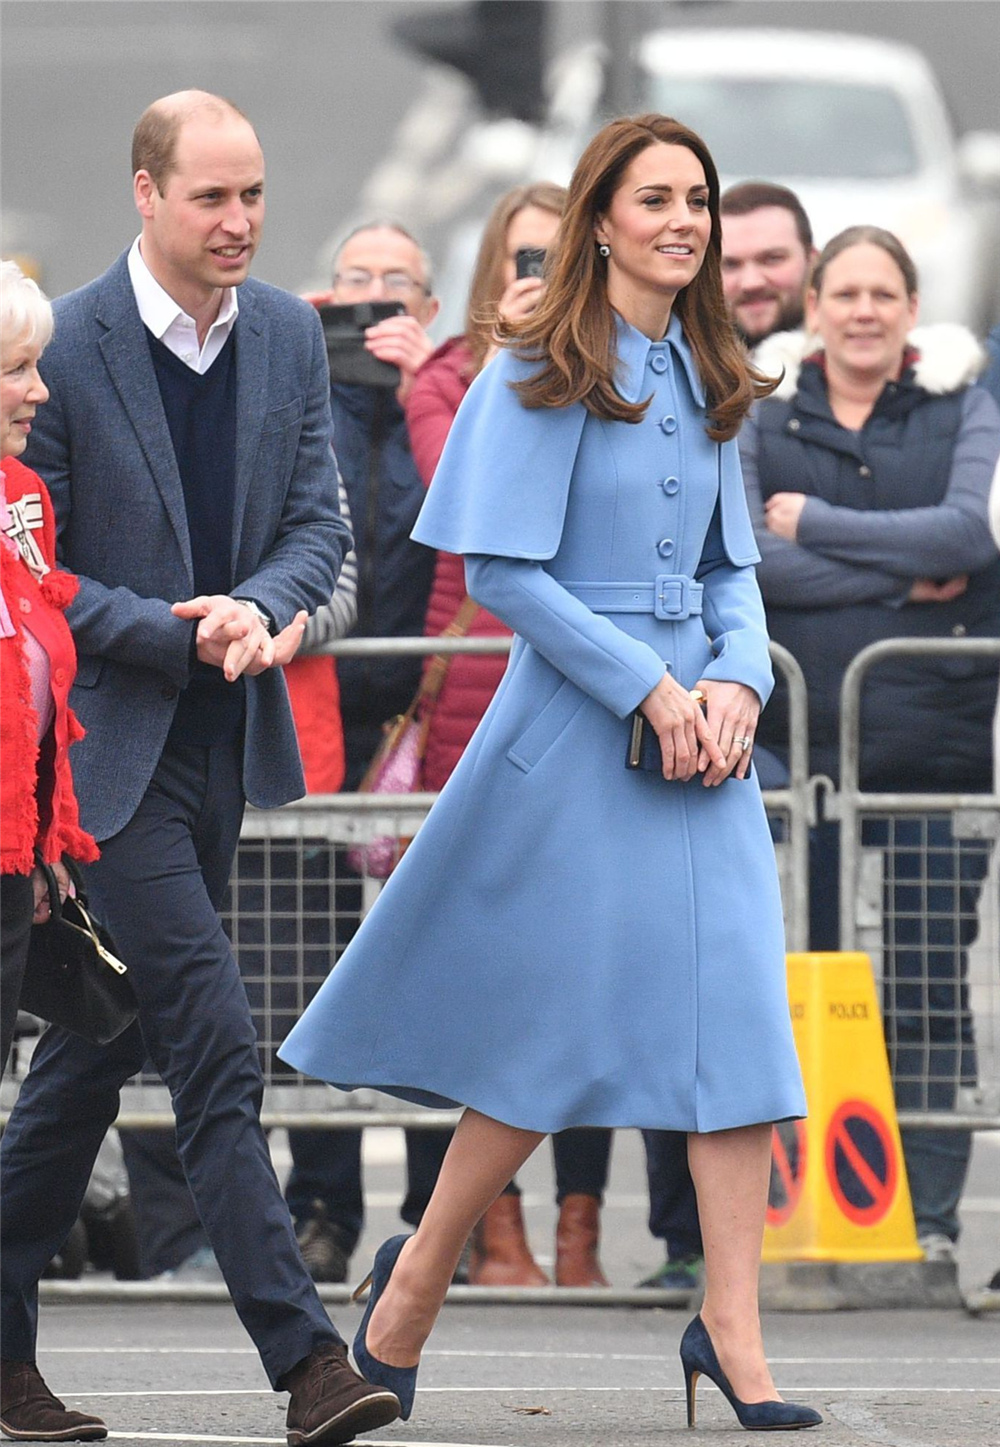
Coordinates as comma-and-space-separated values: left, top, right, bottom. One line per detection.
32, 855, 87, 927
35, 860, 65, 926
417, 595, 480, 706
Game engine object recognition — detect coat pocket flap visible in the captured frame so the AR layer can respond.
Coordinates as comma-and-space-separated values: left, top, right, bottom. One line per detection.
507, 677, 586, 773
72, 655, 104, 689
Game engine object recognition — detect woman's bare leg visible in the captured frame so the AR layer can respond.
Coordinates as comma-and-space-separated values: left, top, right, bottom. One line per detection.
687, 1123, 780, 1402
363, 1107, 545, 1366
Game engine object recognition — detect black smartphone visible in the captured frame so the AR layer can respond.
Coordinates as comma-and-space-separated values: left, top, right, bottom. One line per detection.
515, 246, 547, 280
317, 301, 405, 388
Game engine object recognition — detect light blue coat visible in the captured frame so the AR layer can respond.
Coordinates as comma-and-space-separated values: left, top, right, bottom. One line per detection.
281, 315, 806, 1133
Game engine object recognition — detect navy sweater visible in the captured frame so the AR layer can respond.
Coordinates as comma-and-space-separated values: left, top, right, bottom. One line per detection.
147, 329, 244, 743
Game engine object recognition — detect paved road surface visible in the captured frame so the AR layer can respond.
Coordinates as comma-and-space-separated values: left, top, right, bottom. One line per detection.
35, 1299, 1000, 1447
32, 1128, 1000, 1447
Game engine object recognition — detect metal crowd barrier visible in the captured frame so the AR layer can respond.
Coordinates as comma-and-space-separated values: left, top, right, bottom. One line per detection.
836, 637, 1000, 1130
1, 636, 812, 1128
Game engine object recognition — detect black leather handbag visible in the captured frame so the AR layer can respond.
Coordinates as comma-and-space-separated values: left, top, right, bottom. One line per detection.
21, 861, 137, 1045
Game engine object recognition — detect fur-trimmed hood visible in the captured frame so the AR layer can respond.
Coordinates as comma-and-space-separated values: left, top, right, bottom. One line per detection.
753, 323, 987, 402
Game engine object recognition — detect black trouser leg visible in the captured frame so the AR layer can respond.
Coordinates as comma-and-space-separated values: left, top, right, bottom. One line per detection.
1, 872, 34, 1075
642, 1130, 702, 1258
552, 1128, 613, 1204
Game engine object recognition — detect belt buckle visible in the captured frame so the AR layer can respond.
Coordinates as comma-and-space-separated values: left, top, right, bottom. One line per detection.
654, 574, 687, 620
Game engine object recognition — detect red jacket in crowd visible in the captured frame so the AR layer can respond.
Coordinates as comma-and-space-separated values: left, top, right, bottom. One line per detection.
284, 653, 345, 795
405, 337, 512, 793
1, 457, 98, 875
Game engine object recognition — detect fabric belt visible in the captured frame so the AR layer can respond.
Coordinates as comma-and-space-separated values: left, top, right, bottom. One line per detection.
564, 574, 704, 621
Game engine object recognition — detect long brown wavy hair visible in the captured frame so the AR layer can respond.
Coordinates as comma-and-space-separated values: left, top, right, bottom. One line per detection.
465, 182, 567, 376
499, 114, 777, 441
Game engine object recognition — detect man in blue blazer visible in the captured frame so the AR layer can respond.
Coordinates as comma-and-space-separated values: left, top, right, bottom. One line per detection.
0, 92, 400, 1446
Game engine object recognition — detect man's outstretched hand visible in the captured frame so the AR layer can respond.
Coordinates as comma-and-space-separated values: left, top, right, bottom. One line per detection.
172, 597, 309, 680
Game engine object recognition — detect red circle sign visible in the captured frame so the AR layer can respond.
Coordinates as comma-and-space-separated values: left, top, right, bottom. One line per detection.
766, 1120, 808, 1228
825, 1099, 899, 1226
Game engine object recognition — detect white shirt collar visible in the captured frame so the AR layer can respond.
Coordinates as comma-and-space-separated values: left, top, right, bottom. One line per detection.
127, 238, 238, 371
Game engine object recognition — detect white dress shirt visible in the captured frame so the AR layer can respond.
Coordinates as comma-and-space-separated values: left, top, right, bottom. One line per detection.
127, 238, 238, 374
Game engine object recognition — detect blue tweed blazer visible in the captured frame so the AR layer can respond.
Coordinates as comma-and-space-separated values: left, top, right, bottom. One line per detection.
25, 251, 350, 840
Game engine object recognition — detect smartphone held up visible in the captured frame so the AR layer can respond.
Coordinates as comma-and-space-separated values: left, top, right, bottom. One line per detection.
515, 246, 547, 280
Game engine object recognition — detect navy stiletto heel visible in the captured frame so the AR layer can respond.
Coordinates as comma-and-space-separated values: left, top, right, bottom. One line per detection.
351, 1234, 419, 1421
679, 1315, 822, 1431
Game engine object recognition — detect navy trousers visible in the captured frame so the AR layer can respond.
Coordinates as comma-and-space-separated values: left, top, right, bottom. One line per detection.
1, 872, 34, 1075
0, 742, 339, 1383
641, 1131, 703, 1259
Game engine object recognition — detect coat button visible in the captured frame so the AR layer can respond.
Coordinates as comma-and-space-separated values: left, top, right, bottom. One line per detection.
952, 624, 967, 637
787, 418, 801, 432
660, 414, 678, 434
161, 684, 179, 700
649, 353, 668, 374
660, 476, 680, 496
859, 464, 872, 477
657, 538, 675, 558
54, 667, 67, 685
19, 598, 31, 613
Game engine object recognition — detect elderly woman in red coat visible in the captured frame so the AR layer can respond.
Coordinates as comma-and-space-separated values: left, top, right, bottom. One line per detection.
1, 260, 98, 1077
404, 184, 618, 1291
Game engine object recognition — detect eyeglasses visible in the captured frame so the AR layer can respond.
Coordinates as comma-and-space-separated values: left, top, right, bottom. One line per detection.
333, 269, 429, 297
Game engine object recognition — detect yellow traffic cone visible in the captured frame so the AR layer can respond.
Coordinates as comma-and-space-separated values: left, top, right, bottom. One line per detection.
763, 952, 922, 1263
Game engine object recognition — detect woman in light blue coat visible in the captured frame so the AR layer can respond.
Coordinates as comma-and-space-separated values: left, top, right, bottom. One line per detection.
282, 115, 821, 1432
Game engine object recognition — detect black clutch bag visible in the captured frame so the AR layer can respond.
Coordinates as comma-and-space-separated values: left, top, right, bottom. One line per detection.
626, 710, 747, 780
626, 710, 665, 772
21, 861, 137, 1045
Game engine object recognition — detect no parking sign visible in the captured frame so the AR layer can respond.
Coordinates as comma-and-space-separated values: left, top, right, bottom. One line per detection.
766, 1120, 808, 1229
825, 1100, 899, 1227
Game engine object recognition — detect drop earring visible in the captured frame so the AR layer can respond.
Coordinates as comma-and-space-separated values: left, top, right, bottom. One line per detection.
597, 243, 610, 258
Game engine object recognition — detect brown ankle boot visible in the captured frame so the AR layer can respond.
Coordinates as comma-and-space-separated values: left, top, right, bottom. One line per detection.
555, 1193, 610, 1287
281, 1341, 400, 1446
0, 1360, 108, 1441
468, 1194, 549, 1287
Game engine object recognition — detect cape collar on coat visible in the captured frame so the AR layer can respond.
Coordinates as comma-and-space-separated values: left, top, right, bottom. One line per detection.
614, 310, 706, 408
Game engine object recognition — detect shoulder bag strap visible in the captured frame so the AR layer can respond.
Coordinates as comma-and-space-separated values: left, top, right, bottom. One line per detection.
417, 595, 481, 706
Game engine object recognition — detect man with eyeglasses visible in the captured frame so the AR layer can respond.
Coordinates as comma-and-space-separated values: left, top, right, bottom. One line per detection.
285, 223, 444, 1283
312, 222, 439, 782
328, 224, 439, 403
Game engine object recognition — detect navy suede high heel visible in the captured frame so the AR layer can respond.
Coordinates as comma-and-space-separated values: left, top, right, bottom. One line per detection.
679, 1315, 822, 1431
351, 1234, 419, 1421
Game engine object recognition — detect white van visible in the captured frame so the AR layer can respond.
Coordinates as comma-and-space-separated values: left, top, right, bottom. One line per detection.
633, 28, 1000, 327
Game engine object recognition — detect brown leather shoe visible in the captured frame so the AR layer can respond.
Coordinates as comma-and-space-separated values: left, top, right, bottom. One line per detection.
0, 1360, 108, 1441
281, 1341, 399, 1446
555, 1193, 610, 1287
468, 1194, 549, 1287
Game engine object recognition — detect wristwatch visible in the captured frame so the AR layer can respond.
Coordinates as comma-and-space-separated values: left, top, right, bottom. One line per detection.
234, 599, 273, 634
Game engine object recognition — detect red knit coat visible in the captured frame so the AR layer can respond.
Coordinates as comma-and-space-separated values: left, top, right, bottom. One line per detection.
404, 337, 511, 792
1, 457, 99, 874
